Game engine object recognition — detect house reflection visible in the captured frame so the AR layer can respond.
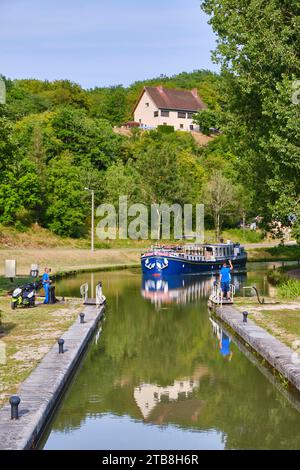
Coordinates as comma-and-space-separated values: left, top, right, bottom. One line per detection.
133, 367, 208, 422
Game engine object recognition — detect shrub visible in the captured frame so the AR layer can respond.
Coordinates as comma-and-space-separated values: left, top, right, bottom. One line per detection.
277, 279, 300, 300
267, 269, 288, 286
157, 125, 174, 134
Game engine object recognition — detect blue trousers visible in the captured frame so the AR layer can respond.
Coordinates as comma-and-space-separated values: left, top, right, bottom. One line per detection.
221, 281, 230, 297
43, 284, 49, 303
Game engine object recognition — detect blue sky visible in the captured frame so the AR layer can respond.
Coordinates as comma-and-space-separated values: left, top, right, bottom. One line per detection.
0, 0, 218, 89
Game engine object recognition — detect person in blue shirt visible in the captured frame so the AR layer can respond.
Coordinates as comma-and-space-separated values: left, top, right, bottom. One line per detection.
219, 259, 233, 300
41, 267, 51, 304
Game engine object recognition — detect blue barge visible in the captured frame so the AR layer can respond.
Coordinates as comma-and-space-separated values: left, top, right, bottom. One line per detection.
141, 242, 247, 276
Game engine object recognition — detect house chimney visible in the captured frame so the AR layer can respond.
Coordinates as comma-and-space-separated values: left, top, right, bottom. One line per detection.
191, 88, 198, 97
157, 85, 164, 93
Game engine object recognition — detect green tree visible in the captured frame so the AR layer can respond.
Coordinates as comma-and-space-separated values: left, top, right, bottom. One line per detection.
51, 107, 123, 169
88, 85, 129, 125
200, 0, 300, 228
45, 152, 94, 237
193, 109, 219, 135
202, 171, 238, 241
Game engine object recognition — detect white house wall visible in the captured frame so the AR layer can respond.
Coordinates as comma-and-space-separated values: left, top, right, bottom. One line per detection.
134, 90, 200, 132
134, 90, 159, 129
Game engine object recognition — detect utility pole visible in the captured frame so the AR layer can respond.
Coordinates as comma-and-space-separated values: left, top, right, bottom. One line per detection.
91, 189, 94, 253
85, 188, 95, 252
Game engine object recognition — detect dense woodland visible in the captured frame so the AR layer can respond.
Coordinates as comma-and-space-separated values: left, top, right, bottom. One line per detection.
0, 0, 299, 241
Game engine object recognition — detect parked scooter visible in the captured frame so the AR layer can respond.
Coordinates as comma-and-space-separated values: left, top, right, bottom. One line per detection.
11, 281, 41, 310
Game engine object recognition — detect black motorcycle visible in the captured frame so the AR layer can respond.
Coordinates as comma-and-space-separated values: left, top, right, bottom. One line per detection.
11, 281, 41, 310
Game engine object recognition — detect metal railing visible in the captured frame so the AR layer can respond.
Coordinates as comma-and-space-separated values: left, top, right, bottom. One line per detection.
80, 283, 88, 304
210, 282, 223, 306
210, 282, 235, 306
96, 282, 106, 306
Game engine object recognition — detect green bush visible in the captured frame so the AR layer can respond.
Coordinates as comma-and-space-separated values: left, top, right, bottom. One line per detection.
267, 269, 288, 286
277, 279, 300, 300
157, 125, 174, 134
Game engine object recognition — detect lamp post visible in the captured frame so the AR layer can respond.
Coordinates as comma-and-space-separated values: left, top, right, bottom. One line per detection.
85, 188, 95, 252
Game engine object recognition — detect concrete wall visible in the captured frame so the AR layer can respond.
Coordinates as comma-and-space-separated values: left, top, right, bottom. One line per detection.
134, 90, 200, 132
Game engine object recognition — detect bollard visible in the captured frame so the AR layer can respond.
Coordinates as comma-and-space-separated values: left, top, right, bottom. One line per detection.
9, 395, 21, 420
243, 311, 248, 323
58, 338, 65, 354
79, 312, 85, 324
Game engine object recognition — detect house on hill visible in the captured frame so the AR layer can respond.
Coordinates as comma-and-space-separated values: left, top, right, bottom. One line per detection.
133, 86, 206, 132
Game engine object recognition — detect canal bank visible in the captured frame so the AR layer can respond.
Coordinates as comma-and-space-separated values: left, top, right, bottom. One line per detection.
0, 303, 105, 450
212, 304, 300, 394
41, 266, 300, 450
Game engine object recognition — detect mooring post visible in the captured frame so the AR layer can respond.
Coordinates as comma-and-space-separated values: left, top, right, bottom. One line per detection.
243, 311, 249, 323
9, 395, 21, 420
79, 312, 85, 324
58, 338, 65, 354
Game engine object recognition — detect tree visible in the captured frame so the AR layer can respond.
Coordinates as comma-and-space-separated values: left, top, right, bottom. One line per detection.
202, 171, 237, 241
51, 107, 123, 169
200, 0, 300, 226
193, 109, 219, 135
103, 160, 140, 206
45, 152, 94, 237
88, 85, 129, 125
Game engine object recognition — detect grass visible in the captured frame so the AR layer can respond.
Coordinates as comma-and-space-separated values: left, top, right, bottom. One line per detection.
266, 264, 300, 301
250, 309, 300, 349
0, 276, 34, 296
0, 224, 85, 249
277, 279, 300, 300
0, 248, 141, 277
0, 297, 81, 407
213, 228, 265, 244
248, 244, 300, 262
1, 223, 268, 249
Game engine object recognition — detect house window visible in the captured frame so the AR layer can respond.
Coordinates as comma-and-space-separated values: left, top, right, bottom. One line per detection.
154, 111, 159, 117
188, 112, 195, 119
145, 102, 149, 107
178, 112, 186, 118
180, 124, 184, 129
190, 125, 194, 130
161, 110, 169, 117
163, 123, 167, 125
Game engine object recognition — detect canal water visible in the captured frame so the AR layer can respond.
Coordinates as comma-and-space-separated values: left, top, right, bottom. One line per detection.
41, 263, 300, 450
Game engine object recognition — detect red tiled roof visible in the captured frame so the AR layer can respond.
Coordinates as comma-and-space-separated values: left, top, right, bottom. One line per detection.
134, 86, 206, 113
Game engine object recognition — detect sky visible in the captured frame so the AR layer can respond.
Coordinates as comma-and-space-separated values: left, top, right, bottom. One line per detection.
0, 0, 218, 89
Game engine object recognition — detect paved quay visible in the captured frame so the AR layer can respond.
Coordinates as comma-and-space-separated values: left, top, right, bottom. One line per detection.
215, 305, 300, 393
0, 304, 104, 450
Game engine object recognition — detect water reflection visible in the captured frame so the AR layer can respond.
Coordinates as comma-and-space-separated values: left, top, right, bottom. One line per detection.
210, 317, 233, 361
134, 367, 207, 421
142, 273, 246, 306
42, 266, 300, 450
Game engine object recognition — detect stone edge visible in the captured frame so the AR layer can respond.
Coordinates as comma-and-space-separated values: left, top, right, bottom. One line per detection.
0, 304, 105, 450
